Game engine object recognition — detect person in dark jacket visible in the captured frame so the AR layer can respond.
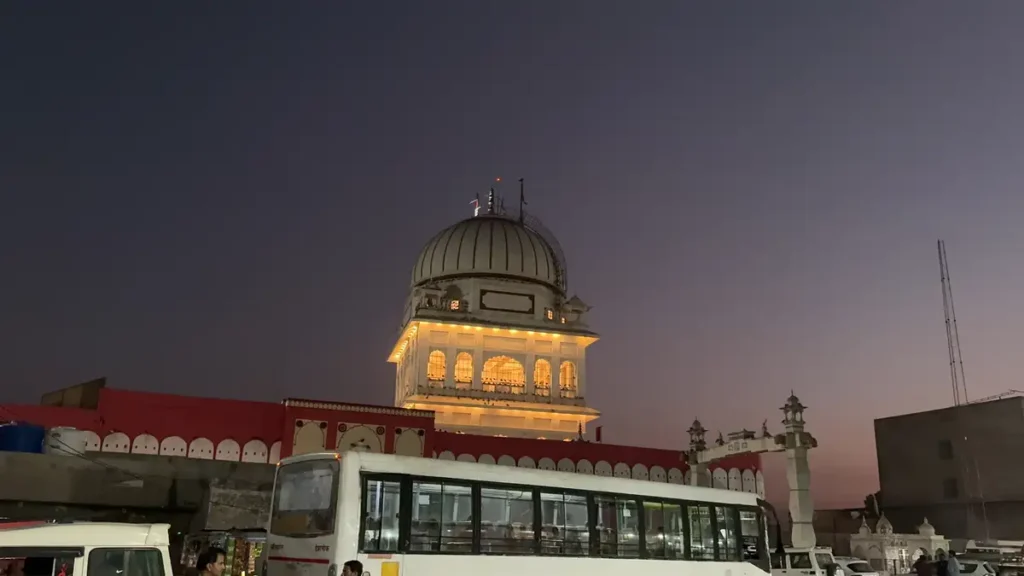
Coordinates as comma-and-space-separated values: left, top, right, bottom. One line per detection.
915, 553, 935, 576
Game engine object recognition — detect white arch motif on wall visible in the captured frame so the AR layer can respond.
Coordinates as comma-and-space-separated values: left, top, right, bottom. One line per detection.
517, 456, 536, 468
742, 469, 757, 493
632, 463, 649, 481
101, 432, 130, 453
269, 441, 282, 464
613, 463, 631, 479
478, 454, 496, 466
594, 461, 613, 477
650, 465, 666, 482
242, 439, 268, 463
131, 434, 159, 455
712, 468, 729, 490
755, 470, 766, 498
292, 419, 327, 456
497, 455, 516, 467
538, 457, 556, 471
188, 437, 214, 459
438, 450, 455, 461
159, 436, 187, 456
82, 431, 101, 452
393, 428, 424, 457
557, 458, 575, 473
576, 459, 594, 475
684, 469, 693, 485
728, 468, 743, 491
337, 424, 383, 454
668, 467, 684, 484
457, 454, 476, 463
216, 439, 241, 461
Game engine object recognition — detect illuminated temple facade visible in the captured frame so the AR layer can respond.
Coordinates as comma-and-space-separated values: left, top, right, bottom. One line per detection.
0, 189, 765, 496
391, 193, 599, 440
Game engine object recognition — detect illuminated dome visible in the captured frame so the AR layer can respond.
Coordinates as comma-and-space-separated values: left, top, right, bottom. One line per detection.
411, 214, 566, 293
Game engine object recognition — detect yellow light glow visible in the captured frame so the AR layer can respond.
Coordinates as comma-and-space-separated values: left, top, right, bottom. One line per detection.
509, 329, 518, 334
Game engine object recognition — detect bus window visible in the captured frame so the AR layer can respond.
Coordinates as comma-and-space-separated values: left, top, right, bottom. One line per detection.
409, 481, 473, 553
595, 496, 640, 558
643, 501, 684, 559
688, 505, 715, 560
480, 486, 534, 555
740, 509, 767, 570
715, 507, 740, 561
270, 459, 339, 538
362, 478, 401, 552
539, 492, 589, 556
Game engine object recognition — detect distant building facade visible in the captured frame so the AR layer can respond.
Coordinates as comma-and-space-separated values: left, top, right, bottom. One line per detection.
874, 396, 1024, 539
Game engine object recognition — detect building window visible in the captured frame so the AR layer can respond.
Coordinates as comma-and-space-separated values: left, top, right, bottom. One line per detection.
427, 350, 446, 383
545, 308, 554, 320
481, 356, 525, 394
943, 477, 959, 499
534, 359, 552, 396
938, 439, 953, 460
449, 300, 460, 311
561, 317, 566, 324
559, 361, 578, 398
454, 352, 473, 388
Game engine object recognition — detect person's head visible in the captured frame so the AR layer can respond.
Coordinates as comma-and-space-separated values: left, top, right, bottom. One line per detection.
342, 561, 362, 576
950, 551, 957, 558
937, 551, 947, 560
197, 548, 226, 576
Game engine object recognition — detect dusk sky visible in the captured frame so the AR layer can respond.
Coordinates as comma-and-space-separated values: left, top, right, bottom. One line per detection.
4, 2, 1024, 509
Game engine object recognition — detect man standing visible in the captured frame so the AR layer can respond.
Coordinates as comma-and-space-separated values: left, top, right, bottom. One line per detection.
341, 561, 363, 576
196, 548, 226, 576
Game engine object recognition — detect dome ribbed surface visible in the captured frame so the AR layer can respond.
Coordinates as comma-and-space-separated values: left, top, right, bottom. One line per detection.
412, 215, 562, 291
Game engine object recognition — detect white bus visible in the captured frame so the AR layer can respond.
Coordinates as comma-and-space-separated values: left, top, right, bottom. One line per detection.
266, 451, 781, 576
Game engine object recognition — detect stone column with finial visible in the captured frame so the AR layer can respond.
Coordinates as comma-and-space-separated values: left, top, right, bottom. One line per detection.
687, 419, 708, 486
782, 391, 817, 549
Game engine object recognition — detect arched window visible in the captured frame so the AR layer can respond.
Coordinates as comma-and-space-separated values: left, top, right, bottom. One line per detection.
454, 352, 473, 388
482, 356, 525, 394
533, 359, 552, 397
427, 350, 446, 385
559, 361, 578, 398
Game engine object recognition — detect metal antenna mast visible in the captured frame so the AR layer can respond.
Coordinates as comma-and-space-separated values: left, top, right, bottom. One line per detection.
938, 240, 970, 406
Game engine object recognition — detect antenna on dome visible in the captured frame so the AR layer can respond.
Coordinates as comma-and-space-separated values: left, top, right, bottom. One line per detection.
518, 178, 527, 223
486, 187, 495, 214
470, 193, 480, 217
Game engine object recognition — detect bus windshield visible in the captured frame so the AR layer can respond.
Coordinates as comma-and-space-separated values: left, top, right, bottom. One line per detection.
271, 458, 339, 538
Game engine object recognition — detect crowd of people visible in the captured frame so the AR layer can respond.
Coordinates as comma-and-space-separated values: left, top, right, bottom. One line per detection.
914, 550, 962, 576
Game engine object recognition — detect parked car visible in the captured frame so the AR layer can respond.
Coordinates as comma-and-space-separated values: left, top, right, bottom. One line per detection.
834, 556, 879, 576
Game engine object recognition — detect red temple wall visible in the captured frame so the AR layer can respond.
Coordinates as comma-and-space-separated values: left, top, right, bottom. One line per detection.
0, 388, 764, 495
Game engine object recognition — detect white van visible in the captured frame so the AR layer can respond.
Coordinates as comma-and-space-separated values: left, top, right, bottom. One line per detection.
0, 522, 174, 576
772, 547, 845, 576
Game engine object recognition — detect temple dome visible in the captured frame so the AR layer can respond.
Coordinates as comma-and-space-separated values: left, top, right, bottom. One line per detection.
411, 214, 565, 292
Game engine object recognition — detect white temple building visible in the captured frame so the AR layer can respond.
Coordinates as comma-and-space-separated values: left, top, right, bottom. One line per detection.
387, 189, 600, 440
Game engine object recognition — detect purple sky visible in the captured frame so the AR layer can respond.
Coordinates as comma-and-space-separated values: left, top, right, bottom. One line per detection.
4, 2, 1024, 508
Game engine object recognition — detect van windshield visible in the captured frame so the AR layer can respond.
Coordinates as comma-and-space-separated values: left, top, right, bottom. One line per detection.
271, 458, 339, 538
